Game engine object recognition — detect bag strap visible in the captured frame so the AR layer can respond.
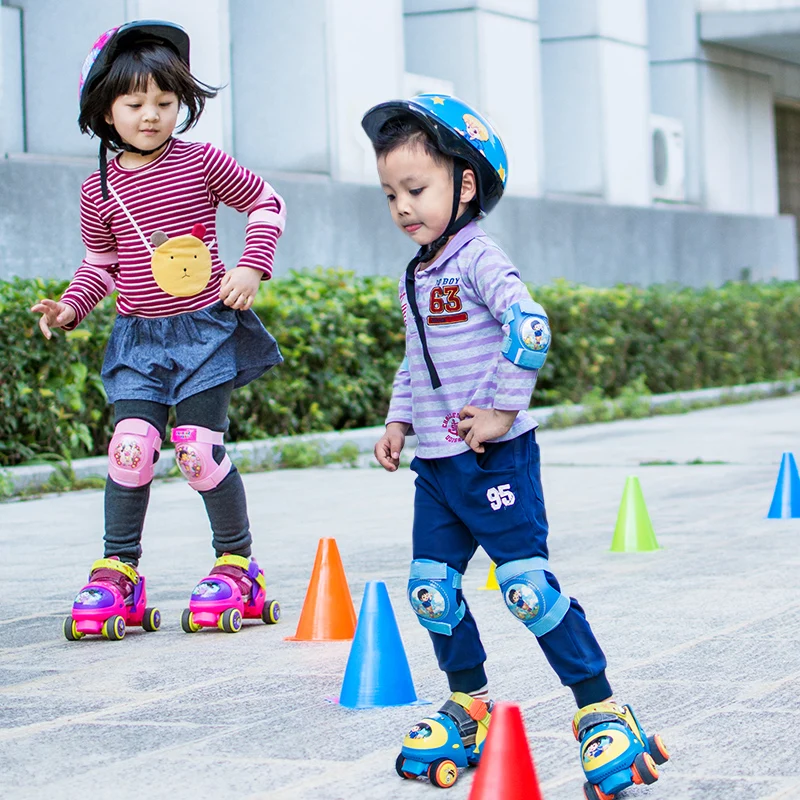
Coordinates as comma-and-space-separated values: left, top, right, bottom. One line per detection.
106, 178, 154, 255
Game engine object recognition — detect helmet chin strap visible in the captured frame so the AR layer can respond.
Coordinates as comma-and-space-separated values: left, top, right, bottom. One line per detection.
98, 137, 173, 200
404, 161, 477, 389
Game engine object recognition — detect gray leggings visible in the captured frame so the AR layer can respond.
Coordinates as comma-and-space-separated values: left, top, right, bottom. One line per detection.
104, 380, 252, 567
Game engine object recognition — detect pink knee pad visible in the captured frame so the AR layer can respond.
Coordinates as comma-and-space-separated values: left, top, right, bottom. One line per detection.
171, 425, 232, 492
108, 419, 162, 488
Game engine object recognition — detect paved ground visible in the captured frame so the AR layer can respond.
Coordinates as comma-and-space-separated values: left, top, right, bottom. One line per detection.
2, 395, 800, 799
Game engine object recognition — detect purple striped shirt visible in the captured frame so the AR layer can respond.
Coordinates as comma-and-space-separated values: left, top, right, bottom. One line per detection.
387, 222, 539, 459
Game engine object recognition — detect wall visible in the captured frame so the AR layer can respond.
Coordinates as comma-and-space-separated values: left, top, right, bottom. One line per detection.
648, 0, 784, 214
2, 156, 794, 287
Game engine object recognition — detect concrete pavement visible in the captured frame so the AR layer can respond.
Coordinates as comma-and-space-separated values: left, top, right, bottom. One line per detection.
2, 395, 800, 799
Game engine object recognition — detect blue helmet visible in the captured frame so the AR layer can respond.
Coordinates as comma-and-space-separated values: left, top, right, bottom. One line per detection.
361, 94, 508, 215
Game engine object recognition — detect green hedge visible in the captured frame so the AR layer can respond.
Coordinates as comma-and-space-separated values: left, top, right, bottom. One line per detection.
2, 272, 800, 468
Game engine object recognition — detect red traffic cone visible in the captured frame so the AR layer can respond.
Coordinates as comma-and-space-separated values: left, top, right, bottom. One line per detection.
468, 702, 543, 800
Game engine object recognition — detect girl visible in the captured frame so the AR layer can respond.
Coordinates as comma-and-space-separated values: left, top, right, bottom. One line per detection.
31, 21, 285, 639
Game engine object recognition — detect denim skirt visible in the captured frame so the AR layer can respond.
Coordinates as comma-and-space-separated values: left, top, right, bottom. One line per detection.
101, 301, 283, 405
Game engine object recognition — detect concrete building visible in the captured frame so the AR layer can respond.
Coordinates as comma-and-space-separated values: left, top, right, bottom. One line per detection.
1, 0, 799, 286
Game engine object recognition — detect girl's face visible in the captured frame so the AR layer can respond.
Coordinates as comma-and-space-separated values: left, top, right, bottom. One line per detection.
105, 77, 179, 155
377, 143, 475, 250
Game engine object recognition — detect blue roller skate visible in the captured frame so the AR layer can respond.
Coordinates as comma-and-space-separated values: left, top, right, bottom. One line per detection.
574, 702, 670, 799
395, 692, 492, 789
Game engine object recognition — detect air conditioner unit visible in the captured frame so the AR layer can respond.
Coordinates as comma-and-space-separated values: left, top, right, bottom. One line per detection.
403, 72, 455, 100
651, 114, 686, 202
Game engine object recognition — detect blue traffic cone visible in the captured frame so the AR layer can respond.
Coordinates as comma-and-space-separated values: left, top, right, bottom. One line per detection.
767, 453, 800, 519
338, 581, 423, 708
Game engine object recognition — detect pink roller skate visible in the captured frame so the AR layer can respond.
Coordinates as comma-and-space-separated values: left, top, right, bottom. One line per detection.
64, 557, 161, 641
181, 554, 280, 633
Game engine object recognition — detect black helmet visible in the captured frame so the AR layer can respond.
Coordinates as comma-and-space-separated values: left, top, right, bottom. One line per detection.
79, 20, 190, 112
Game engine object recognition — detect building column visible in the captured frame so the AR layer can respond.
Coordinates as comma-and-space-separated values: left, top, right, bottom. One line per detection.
648, 0, 778, 214
539, 0, 652, 206
11, 0, 231, 156
131, 0, 232, 152
230, 0, 404, 182
0, 5, 23, 154
403, 0, 543, 197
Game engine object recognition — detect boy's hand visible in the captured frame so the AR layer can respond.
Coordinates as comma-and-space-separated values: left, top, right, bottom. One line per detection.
457, 406, 518, 453
374, 422, 409, 472
30, 299, 76, 339
220, 266, 263, 310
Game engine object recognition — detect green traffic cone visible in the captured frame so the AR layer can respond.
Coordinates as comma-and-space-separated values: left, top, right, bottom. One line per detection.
610, 476, 660, 552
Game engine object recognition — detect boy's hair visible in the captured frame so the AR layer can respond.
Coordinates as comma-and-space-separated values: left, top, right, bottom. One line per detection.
78, 43, 219, 149
373, 115, 454, 173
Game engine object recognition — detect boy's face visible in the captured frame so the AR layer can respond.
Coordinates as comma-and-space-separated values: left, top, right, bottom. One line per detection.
377, 143, 462, 248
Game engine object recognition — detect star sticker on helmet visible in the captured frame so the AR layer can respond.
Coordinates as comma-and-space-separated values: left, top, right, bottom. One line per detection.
432, 96, 445, 105
498, 165, 506, 182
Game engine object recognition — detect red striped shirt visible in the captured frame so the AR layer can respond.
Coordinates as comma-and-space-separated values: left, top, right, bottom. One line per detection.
61, 139, 285, 324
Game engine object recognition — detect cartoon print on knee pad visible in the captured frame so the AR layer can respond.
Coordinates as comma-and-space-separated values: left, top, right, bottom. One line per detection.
113, 438, 142, 470
170, 425, 232, 492
505, 584, 541, 622
496, 557, 570, 637
175, 443, 204, 480
107, 418, 162, 488
408, 559, 466, 636
410, 586, 446, 620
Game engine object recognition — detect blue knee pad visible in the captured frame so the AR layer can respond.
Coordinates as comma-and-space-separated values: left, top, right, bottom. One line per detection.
408, 559, 466, 636
496, 557, 570, 636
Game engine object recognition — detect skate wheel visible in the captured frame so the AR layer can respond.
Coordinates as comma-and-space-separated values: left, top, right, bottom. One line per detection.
427, 758, 458, 788
648, 733, 670, 765
142, 607, 161, 632
262, 599, 281, 625
583, 782, 613, 800
63, 617, 84, 641
181, 609, 201, 634
102, 615, 125, 641
572, 718, 579, 740
395, 754, 416, 780
631, 752, 659, 785
218, 607, 242, 633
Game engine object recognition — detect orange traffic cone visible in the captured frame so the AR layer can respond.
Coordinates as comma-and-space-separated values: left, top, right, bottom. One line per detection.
468, 702, 543, 800
284, 538, 357, 641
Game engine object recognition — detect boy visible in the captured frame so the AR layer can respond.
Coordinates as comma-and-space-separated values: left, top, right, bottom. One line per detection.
361, 95, 669, 796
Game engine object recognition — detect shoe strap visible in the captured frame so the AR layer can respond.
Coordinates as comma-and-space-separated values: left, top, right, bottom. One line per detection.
573, 702, 630, 740
214, 554, 250, 570
449, 692, 491, 723
90, 558, 139, 585
438, 692, 492, 749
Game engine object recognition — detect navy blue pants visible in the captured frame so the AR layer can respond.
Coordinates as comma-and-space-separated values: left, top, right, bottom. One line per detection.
411, 430, 611, 708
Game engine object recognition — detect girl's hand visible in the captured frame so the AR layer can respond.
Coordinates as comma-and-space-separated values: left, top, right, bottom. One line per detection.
374, 422, 409, 472
457, 406, 518, 453
30, 299, 76, 339
219, 266, 263, 311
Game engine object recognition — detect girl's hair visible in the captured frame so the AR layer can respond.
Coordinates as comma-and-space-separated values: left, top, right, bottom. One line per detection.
373, 115, 455, 173
78, 42, 219, 149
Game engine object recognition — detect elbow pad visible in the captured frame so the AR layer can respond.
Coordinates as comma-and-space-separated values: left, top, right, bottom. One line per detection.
501, 300, 551, 370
